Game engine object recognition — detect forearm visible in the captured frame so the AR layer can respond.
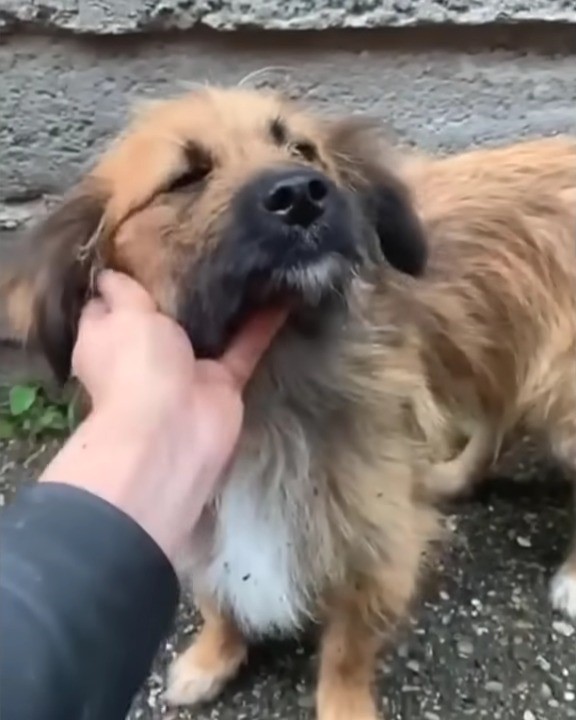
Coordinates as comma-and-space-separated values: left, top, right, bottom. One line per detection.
0, 482, 179, 720
40, 405, 214, 560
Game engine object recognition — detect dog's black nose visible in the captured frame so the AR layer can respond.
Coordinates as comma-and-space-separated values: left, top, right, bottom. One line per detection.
262, 169, 329, 228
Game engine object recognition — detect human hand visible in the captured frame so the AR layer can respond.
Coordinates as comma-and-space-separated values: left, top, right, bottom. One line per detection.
41, 270, 287, 560
72, 269, 284, 449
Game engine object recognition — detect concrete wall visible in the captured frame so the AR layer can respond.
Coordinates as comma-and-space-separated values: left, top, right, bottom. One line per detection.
2, 0, 576, 31
1, 1, 575, 340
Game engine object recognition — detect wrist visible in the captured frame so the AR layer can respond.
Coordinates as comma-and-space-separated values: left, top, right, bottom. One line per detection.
40, 403, 207, 562
95, 388, 193, 436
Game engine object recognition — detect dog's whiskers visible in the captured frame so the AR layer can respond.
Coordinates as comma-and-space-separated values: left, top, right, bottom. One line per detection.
173, 79, 212, 92
237, 66, 295, 88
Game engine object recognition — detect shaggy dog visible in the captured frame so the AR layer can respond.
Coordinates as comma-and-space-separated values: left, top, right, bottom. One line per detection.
3, 87, 576, 720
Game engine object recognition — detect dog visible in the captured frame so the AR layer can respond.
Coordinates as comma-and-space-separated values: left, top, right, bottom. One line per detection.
2, 87, 576, 720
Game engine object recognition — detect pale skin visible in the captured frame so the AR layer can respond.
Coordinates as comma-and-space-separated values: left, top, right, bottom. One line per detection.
40, 269, 287, 562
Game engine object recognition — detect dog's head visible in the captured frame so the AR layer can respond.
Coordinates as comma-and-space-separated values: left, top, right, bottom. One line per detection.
3, 87, 427, 382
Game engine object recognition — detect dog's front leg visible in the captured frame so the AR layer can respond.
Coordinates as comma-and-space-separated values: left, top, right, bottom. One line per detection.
315, 563, 419, 720
164, 594, 248, 707
316, 588, 382, 720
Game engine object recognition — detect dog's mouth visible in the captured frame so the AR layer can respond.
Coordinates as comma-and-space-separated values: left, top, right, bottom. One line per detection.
178, 200, 362, 359
245, 210, 364, 302
270, 254, 353, 302
246, 243, 358, 308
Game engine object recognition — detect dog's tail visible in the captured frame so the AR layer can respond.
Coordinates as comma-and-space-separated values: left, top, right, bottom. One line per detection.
422, 422, 498, 499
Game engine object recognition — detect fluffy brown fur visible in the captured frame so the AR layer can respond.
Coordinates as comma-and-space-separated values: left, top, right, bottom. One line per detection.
3, 87, 576, 720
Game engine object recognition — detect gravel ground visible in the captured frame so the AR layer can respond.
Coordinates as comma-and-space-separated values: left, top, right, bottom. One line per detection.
1, 437, 575, 720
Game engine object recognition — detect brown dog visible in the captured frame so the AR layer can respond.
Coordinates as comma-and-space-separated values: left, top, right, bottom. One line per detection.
3, 87, 576, 720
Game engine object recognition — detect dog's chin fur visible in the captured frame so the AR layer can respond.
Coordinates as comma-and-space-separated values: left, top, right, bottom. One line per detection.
4, 86, 576, 720
180, 274, 425, 638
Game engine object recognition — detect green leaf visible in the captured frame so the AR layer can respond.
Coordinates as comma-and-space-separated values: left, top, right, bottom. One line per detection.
0, 417, 15, 439
67, 400, 80, 432
39, 407, 68, 432
9, 385, 38, 416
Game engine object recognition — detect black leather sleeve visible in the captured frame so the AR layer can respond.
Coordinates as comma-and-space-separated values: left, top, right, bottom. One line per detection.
0, 482, 179, 720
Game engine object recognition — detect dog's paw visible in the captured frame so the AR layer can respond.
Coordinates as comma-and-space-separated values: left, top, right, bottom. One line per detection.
164, 656, 226, 707
164, 643, 246, 707
317, 703, 379, 720
317, 688, 379, 720
549, 566, 576, 621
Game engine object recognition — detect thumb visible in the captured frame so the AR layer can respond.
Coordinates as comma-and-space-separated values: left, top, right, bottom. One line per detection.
220, 307, 288, 390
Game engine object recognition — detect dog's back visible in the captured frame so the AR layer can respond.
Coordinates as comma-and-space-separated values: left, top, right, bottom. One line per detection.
383, 136, 576, 619
395, 137, 576, 434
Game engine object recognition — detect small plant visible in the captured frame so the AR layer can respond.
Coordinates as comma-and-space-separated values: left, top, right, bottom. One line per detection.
0, 382, 80, 441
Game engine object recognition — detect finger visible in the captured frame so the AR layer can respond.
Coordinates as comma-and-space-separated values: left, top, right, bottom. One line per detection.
221, 307, 288, 390
97, 270, 157, 314
71, 298, 108, 378
79, 297, 108, 323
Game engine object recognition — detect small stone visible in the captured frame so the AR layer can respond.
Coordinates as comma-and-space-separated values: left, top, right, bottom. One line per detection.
486, 680, 504, 693
524, 711, 536, 720
297, 694, 315, 709
552, 620, 575, 637
536, 656, 551, 672
541, 683, 553, 699
516, 536, 532, 547
424, 714, 440, 720
457, 639, 474, 657
407, 660, 421, 673
393, 0, 412, 11
397, 643, 409, 658
565, 691, 576, 702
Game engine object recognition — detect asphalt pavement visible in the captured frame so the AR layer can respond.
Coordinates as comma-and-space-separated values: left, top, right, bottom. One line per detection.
1, 436, 574, 720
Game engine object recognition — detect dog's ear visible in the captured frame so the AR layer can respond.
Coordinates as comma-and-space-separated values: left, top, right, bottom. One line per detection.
326, 117, 428, 277
2, 183, 108, 383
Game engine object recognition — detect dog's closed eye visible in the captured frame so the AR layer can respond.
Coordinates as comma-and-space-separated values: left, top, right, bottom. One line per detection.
291, 141, 317, 163
270, 117, 317, 163
167, 166, 211, 191
167, 144, 213, 192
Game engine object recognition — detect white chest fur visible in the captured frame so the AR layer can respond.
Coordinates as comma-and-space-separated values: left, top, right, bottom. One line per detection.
189, 412, 316, 637
198, 474, 306, 635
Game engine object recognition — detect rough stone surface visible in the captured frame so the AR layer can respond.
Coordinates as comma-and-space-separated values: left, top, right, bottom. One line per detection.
1, 27, 575, 211
0, 343, 51, 384
0, 435, 574, 720
1, 0, 575, 33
